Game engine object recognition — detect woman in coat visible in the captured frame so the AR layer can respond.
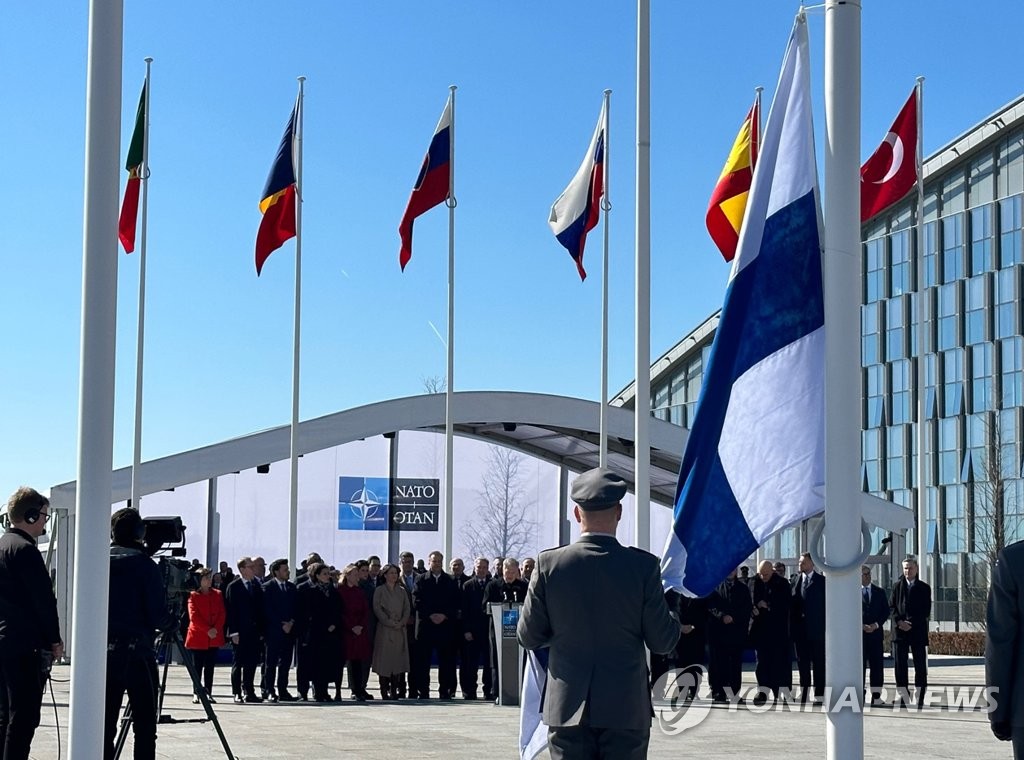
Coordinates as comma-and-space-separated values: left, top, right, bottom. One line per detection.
301, 562, 344, 702
372, 563, 410, 700
185, 567, 226, 703
338, 563, 374, 701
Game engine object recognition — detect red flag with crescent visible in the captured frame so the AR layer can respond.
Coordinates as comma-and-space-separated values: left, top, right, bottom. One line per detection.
861, 89, 918, 222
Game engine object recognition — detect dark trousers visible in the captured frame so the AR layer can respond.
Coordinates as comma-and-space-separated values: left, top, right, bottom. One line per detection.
794, 635, 825, 698
862, 633, 884, 699
415, 623, 456, 698
0, 651, 46, 760
548, 725, 650, 760
755, 637, 792, 696
458, 628, 489, 698
187, 648, 217, 695
104, 647, 159, 760
347, 659, 370, 697
263, 635, 294, 695
296, 642, 312, 697
404, 626, 421, 698
1012, 728, 1024, 760
708, 638, 744, 701
230, 636, 261, 697
893, 639, 927, 695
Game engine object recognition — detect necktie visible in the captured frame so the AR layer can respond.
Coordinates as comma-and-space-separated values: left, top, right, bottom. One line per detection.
863, 587, 869, 603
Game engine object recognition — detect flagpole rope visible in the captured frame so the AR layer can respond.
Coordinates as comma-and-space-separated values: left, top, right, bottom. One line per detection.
809, 516, 872, 574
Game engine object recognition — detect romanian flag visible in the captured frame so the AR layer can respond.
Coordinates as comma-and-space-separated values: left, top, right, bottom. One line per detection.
118, 82, 146, 254
705, 95, 760, 262
255, 102, 299, 276
399, 96, 452, 271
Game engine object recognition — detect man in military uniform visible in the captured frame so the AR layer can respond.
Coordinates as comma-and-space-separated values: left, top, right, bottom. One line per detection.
518, 468, 679, 759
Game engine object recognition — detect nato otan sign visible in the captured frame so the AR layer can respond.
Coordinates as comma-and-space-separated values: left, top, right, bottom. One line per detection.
337, 477, 440, 532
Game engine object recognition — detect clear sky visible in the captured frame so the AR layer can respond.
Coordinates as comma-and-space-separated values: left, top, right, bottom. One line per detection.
1, 1, 1021, 500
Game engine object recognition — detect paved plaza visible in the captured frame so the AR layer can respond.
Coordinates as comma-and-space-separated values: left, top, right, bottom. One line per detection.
32, 656, 1008, 759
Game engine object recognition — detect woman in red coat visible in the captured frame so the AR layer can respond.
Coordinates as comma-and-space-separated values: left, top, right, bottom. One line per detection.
338, 563, 373, 701
185, 568, 226, 703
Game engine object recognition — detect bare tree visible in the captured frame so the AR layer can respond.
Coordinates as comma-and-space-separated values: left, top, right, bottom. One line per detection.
419, 376, 446, 478
462, 445, 538, 560
421, 375, 446, 394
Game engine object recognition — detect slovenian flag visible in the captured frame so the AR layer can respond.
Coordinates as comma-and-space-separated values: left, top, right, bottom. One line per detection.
661, 16, 825, 597
548, 100, 606, 281
399, 95, 452, 271
255, 101, 299, 276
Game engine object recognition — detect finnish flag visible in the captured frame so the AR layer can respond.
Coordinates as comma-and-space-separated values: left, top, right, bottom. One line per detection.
662, 17, 825, 598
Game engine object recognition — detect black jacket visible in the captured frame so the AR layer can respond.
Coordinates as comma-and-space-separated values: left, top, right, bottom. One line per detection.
862, 584, 888, 639
225, 576, 265, 640
0, 528, 61, 654
791, 571, 826, 642
707, 577, 752, 646
412, 572, 460, 637
107, 545, 171, 647
890, 577, 931, 645
262, 578, 298, 640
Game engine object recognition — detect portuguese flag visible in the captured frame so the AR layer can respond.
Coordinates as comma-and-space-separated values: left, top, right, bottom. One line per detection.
118, 82, 146, 253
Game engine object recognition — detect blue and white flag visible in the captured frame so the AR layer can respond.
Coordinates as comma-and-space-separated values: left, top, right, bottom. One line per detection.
519, 648, 549, 760
548, 100, 606, 281
662, 16, 825, 598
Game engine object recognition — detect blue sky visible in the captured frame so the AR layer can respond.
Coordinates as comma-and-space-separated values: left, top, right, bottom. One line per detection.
1, 2, 1022, 500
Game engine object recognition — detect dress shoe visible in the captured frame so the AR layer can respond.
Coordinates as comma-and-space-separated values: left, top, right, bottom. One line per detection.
208, 696, 217, 704
267, 694, 279, 703
279, 692, 299, 702
233, 695, 245, 705
752, 693, 769, 707
463, 692, 477, 701
352, 692, 366, 703
244, 694, 263, 704
192, 695, 201, 704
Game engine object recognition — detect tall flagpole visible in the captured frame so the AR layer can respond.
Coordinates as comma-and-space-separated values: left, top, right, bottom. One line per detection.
444, 85, 457, 562
288, 77, 305, 576
130, 57, 152, 514
914, 76, 928, 586
823, 1, 864, 758
69, 0, 122, 755
600, 90, 611, 468
634, 0, 651, 550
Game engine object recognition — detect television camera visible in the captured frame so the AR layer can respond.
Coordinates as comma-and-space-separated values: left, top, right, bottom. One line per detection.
140, 516, 194, 621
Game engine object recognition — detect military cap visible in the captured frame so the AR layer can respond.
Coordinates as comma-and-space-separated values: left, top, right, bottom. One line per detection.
571, 467, 627, 510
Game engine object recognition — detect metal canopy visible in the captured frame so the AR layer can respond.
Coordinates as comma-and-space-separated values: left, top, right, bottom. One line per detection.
50, 391, 686, 512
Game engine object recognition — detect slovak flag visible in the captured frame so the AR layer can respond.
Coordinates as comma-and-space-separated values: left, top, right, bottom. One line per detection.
399, 95, 453, 271
661, 17, 825, 597
548, 100, 606, 281
860, 89, 918, 221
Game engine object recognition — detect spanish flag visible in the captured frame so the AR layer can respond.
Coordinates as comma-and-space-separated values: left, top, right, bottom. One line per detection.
255, 102, 298, 276
706, 95, 760, 262
118, 82, 146, 254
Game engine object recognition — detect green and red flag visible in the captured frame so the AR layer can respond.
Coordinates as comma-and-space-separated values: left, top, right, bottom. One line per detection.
118, 82, 146, 253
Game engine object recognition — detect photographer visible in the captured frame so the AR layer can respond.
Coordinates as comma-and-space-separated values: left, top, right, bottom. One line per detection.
0, 487, 62, 760
103, 507, 172, 760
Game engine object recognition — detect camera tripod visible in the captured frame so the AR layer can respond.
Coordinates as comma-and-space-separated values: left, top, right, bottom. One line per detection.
112, 628, 236, 760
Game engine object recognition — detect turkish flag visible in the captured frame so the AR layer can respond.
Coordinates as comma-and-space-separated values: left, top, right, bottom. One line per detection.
861, 89, 918, 221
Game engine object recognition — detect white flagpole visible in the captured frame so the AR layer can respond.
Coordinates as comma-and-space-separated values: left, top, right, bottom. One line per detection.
130, 57, 152, 514
600, 90, 611, 469
823, 1, 864, 758
69, 0, 122, 756
444, 85, 457, 562
634, 0, 651, 550
914, 76, 928, 585
288, 77, 305, 576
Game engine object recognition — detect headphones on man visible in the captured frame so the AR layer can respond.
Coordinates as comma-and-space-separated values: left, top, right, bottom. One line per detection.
23, 507, 41, 525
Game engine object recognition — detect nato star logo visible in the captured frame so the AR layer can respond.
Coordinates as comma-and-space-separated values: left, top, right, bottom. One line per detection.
338, 477, 389, 531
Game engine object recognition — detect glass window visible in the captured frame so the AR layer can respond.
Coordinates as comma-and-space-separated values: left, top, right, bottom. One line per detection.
865, 237, 885, 302
669, 370, 686, 427
945, 485, 967, 553
1006, 479, 1024, 544
942, 213, 964, 283
970, 152, 996, 207
652, 382, 670, 422
865, 363, 885, 428
995, 267, 1019, 340
943, 171, 967, 215
1000, 409, 1021, 481
998, 130, 1024, 199
939, 417, 961, 485
944, 349, 965, 417
970, 205, 994, 275
971, 343, 994, 413
1002, 337, 1024, 409
1000, 195, 1023, 268
966, 412, 991, 480
925, 353, 938, 419
923, 220, 939, 287
863, 428, 882, 492
938, 282, 960, 351
886, 296, 907, 361
684, 356, 702, 428
862, 303, 881, 366
887, 425, 908, 490
965, 274, 990, 345
891, 359, 913, 425
891, 229, 912, 296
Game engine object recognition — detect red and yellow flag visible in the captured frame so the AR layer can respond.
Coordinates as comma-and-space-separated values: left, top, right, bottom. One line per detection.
706, 95, 760, 262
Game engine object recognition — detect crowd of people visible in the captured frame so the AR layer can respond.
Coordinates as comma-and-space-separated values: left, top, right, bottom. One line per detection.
654, 552, 933, 708
182, 549, 537, 705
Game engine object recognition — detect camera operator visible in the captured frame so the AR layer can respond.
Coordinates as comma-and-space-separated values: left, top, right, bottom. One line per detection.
0, 487, 62, 760
104, 508, 172, 760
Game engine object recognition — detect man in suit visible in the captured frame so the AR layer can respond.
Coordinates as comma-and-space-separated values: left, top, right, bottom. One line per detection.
261, 558, 298, 702
224, 556, 265, 703
412, 551, 460, 699
485, 558, 529, 700
707, 568, 752, 704
790, 552, 826, 702
890, 556, 931, 707
447, 558, 471, 698
861, 564, 888, 705
518, 468, 680, 759
751, 559, 792, 704
987, 540, 1024, 754
398, 551, 419, 699
460, 558, 492, 700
